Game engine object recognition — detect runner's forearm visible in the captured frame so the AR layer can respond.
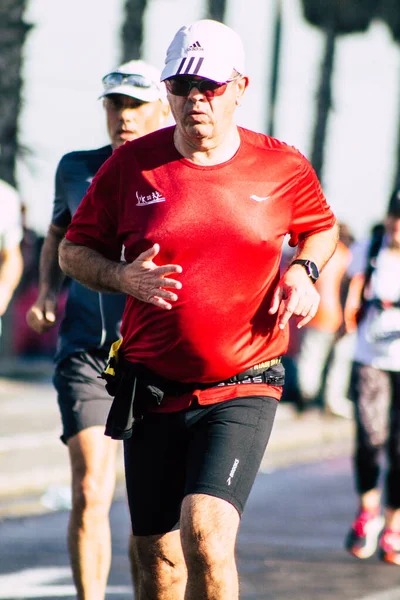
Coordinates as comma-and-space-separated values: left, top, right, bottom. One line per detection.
59, 238, 124, 293
293, 222, 339, 272
38, 224, 67, 295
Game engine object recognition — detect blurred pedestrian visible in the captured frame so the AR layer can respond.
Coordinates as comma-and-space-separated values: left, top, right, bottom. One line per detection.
295, 222, 354, 416
345, 190, 400, 566
0, 179, 23, 340
59, 19, 338, 599
26, 60, 170, 599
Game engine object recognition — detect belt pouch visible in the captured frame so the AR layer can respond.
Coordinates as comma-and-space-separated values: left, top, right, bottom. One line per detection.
105, 370, 136, 440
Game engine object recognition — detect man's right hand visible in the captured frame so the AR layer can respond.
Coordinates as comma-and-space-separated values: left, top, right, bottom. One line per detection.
119, 243, 183, 311
26, 296, 58, 334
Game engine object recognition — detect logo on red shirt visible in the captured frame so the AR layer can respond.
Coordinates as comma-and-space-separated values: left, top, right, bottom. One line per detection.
136, 190, 166, 206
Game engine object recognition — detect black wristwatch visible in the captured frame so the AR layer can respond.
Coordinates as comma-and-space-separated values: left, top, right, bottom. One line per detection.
289, 259, 319, 284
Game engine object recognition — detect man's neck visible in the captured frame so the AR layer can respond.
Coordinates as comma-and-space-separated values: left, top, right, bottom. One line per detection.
174, 125, 241, 166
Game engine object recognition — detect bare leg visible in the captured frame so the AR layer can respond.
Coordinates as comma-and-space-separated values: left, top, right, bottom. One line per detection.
67, 426, 118, 600
132, 494, 240, 599
133, 530, 187, 599
385, 507, 400, 531
360, 488, 381, 512
181, 493, 240, 600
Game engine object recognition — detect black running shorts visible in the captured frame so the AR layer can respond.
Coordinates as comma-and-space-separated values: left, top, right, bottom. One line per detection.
53, 350, 112, 444
124, 395, 278, 536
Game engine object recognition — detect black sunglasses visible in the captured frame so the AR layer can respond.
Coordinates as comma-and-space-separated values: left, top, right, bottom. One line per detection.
165, 76, 239, 98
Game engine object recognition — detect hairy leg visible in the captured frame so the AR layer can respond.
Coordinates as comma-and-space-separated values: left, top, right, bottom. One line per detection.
129, 532, 142, 595
133, 530, 187, 599
181, 493, 240, 600
67, 426, 118, 600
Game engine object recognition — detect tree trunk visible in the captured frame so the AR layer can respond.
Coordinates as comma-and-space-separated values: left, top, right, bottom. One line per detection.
378, 0, 400, 188
120, 0, 147, 62
0, 0, 31, 186
392, 67, 400, 189
267, 0, 282, 137
206, 0, 226, 22
310, 23, 336, 183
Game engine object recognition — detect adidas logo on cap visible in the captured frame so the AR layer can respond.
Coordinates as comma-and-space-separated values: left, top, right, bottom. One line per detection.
187, 40, 203, 51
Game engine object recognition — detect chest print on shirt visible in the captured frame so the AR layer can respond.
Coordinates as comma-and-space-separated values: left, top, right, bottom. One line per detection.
136, 190, 166, 206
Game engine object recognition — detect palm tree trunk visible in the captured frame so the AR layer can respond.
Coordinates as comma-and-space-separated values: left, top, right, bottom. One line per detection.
393, 68, 400, 189
120, 0, 147, 62
310, 23, 336, 183
267, 0, 282, 137
206, 0, 226, 22
0, 0, 31, 186
379, 0, 400, 188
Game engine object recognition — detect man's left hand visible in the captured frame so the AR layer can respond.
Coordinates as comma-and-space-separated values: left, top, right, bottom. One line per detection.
268, 265, 320, 330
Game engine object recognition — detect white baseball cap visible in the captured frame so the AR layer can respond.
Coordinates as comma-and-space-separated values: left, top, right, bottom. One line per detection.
99, 60, 167, 102
160, 20, 245, 83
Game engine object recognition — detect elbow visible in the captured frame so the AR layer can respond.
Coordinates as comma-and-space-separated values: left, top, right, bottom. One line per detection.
58, 238, 73, 277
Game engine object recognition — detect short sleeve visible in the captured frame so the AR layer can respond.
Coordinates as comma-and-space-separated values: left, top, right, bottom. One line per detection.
288, 160, 336, 247
52, 159, 72, 228
65, 152, 122, 262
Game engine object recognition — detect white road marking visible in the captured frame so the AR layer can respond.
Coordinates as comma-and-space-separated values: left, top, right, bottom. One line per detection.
0, 567, 131, 598
358, 588, 400, 600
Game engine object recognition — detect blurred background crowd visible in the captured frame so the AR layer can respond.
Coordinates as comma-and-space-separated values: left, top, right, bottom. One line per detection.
1, 0, 400, 414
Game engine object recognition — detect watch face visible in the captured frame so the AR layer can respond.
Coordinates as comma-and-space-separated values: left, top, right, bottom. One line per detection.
308, 261, 319, 280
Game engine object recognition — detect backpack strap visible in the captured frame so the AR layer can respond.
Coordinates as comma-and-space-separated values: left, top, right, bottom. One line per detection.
356, 224, 385, 324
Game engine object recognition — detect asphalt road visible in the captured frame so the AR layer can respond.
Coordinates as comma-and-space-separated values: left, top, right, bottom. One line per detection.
1, 365, 398, 598
0, 456, 399, 600
0, 368, 354, 518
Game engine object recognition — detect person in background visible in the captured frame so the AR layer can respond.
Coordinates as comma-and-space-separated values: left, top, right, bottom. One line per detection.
345, 190, 400, 566
295, 222, 354, 416
26, 60, 170, 600
59, 19, 338, 599
0, 179, 23, 340
11, 204, 65, 358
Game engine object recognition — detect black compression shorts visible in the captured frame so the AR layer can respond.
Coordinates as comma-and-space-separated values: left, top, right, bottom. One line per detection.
123, 395, 278, 536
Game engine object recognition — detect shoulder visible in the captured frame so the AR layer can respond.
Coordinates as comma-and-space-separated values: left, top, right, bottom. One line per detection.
120, 126, 175, 158
58, 145, 113, 172
239, 127, 308, 164
112, 126, 175, 162
0, 179, 20, 206
0, 180, 20, 228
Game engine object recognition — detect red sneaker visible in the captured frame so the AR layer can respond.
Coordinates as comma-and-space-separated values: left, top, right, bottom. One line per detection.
345, 509, 384, 559
378, 529, 400, 566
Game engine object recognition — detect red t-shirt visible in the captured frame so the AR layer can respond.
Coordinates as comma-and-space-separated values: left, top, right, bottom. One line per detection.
66, 126, 336, 410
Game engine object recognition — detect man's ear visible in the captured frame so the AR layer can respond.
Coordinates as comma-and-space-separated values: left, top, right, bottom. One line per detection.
236, 76, 249, 105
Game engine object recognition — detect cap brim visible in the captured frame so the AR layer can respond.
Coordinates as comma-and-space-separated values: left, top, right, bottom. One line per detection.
99, 85, 163, 102
160, 57, 233, 83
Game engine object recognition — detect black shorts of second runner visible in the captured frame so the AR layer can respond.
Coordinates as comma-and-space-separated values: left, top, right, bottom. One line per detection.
124, 395, 278, 536
53, 349, 112, 444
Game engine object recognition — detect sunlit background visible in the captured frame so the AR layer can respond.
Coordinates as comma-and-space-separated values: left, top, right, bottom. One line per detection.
3, 0, 400, 240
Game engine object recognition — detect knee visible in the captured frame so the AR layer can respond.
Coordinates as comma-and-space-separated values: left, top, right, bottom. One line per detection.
181, 525, 232, 574
180, 495, 238, 575
134, 536, 186, 591
71, 473, 111, 519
